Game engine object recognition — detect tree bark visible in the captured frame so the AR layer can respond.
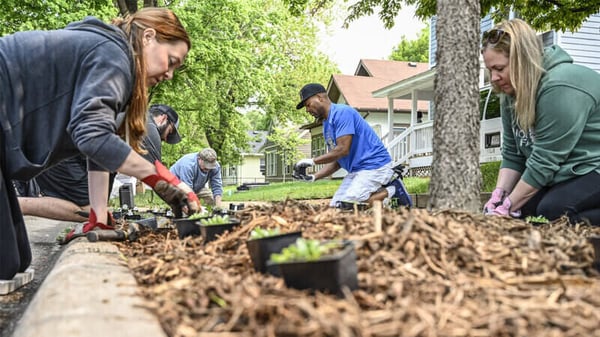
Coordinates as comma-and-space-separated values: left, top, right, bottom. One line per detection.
429, 0, 482, 212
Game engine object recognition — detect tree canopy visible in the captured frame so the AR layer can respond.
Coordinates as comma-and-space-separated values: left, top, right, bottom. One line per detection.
389, 23, 429, 63
285, 0, 600, 32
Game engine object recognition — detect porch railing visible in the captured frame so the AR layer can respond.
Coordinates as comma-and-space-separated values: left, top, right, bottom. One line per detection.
385, 121, 434, 167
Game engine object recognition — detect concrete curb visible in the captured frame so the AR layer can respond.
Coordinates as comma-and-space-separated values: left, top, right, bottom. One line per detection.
12, 239, 166, 337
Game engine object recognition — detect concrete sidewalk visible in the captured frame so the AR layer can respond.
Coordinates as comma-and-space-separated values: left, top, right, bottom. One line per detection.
11, 239, 165, 337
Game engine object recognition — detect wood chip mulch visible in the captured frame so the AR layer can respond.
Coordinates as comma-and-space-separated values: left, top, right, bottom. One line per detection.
116, 200, 600, 337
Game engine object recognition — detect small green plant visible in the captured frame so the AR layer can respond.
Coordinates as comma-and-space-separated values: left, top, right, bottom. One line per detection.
200, 215, 231, 226
249, 227, 281, 239
188, 211, 210, 220
56, 227, 72, 243
270, 238, 343, 263
525, 215, 549, 224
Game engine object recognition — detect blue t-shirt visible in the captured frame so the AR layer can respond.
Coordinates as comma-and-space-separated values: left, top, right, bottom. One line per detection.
170, 152, 223, 197
323, 103, 391, 172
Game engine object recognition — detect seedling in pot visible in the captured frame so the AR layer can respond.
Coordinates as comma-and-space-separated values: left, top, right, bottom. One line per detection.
200, 215, 240, 242
249, 227, 281, 239
269, 239, 358, 296
247, 228, 302, 275
188, 211, 211, 220
270, 238, 343, 263
200, 215, 231, 226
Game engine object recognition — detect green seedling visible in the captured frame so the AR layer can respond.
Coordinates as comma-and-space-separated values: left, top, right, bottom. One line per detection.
56, 227, 72, 243
200, 215, 231, 226
188, 212, 210, 220
270, 238, 343, 263
249, 227, 281, 240
526, 215, 549, 224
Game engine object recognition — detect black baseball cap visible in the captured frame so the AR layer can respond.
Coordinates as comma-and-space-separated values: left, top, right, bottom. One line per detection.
149, 104, 181, 144
296, 83, 327, 109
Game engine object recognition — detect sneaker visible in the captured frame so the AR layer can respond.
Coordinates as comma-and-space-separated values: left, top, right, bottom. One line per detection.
390, 178, 412, 208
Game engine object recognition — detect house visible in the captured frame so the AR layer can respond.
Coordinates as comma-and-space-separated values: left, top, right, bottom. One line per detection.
299, 59, 431, 176
221, 130, 268, 186
263, 128, 312, 183
375, 12, 600, 176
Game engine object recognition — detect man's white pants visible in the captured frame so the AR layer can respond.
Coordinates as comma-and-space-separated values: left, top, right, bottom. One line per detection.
330, 162, 394, 207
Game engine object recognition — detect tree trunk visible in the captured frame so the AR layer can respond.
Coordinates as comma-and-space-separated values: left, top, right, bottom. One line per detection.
429, 0, 481, 213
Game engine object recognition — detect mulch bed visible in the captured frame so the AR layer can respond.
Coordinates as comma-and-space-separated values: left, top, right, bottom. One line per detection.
116, 200, 600, 337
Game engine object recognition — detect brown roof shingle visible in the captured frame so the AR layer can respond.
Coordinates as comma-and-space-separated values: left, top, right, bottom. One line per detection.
328, 59, 430, 112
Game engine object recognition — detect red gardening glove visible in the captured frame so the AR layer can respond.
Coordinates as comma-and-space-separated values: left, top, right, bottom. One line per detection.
142, 160, 200, 217
483, 187, 506, 214
61, 209, 115, 244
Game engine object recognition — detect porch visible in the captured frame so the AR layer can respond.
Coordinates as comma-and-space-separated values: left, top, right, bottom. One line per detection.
372, 68, 502, 176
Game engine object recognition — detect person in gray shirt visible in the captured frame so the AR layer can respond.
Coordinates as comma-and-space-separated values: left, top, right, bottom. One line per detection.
0, 8, 198, 281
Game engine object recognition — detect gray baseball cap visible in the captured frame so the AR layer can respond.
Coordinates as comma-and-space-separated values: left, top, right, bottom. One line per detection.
198, 148, 218, 169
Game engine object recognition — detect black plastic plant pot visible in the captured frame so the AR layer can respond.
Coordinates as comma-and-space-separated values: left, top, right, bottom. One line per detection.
174, 218, 201, 239
112, 210, 123, 220
246, 231, 303, 276
200, 219, 241, 243
272, 241, 358, 297
588, 235, 600, 271
337, 201, 369, 211
124, 213, 142, 220
135, 217, 157, 230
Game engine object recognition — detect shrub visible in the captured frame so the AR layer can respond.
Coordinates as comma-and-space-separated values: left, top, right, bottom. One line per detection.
481, 161, 501, 192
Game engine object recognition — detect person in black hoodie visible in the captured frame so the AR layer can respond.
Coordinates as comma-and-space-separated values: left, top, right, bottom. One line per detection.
13, 104, 182, 222
0, 8, 199, 281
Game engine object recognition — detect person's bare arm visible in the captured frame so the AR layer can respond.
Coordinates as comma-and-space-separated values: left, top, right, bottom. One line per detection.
18, 197, 88, 222
314, 135, 352, 165
314, 162, 341, 180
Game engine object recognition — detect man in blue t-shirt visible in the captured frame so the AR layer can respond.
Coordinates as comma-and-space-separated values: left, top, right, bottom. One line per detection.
293, 83, 412, 208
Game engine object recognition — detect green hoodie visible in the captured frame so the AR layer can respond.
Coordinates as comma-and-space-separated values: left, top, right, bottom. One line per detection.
500, 45, 600, 189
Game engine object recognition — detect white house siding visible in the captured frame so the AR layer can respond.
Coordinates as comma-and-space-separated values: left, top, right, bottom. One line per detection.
557, 14, 600, 73
429, 16, 437, 67
365, 111, 411, 137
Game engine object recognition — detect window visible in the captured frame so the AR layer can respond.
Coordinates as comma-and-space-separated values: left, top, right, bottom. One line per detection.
266, 151, 278, 177
311, 135, 326, 158
480, 87, 500, 120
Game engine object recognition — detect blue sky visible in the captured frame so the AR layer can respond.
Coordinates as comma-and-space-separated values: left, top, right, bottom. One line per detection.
319, 5, 426, 74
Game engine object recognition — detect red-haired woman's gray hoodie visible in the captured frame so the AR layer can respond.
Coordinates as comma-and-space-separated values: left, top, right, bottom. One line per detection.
0, 17, 134, 180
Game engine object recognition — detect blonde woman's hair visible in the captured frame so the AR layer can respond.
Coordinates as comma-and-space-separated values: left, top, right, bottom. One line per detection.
482, 19, 544, 132
112, 7, 190, 153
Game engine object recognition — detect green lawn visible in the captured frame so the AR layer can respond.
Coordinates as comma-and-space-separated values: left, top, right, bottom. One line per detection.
222, 177, 430, 202
115, 177, 430, 208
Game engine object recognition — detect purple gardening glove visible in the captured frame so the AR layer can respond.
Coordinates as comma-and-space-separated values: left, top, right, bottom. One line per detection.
483, 187, 506, 214
491, 197, 522, 218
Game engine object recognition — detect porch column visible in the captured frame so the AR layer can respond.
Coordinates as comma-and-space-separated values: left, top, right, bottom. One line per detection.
387, 97, 394, 143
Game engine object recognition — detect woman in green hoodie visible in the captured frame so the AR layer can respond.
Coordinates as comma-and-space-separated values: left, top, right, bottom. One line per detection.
481, 19, 600, 225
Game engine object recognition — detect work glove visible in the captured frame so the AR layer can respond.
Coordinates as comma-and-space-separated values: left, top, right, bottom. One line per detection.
60, 209, 115, 244
483, 187, 506, 214
293, 158, 315, 180
491, 197, 522, 218
142, 160, 200, 218
293, 173, 315, 182
295, 158, 315, 169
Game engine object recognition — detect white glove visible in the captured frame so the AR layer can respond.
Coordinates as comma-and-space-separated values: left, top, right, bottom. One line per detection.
295, 158, 315, 169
